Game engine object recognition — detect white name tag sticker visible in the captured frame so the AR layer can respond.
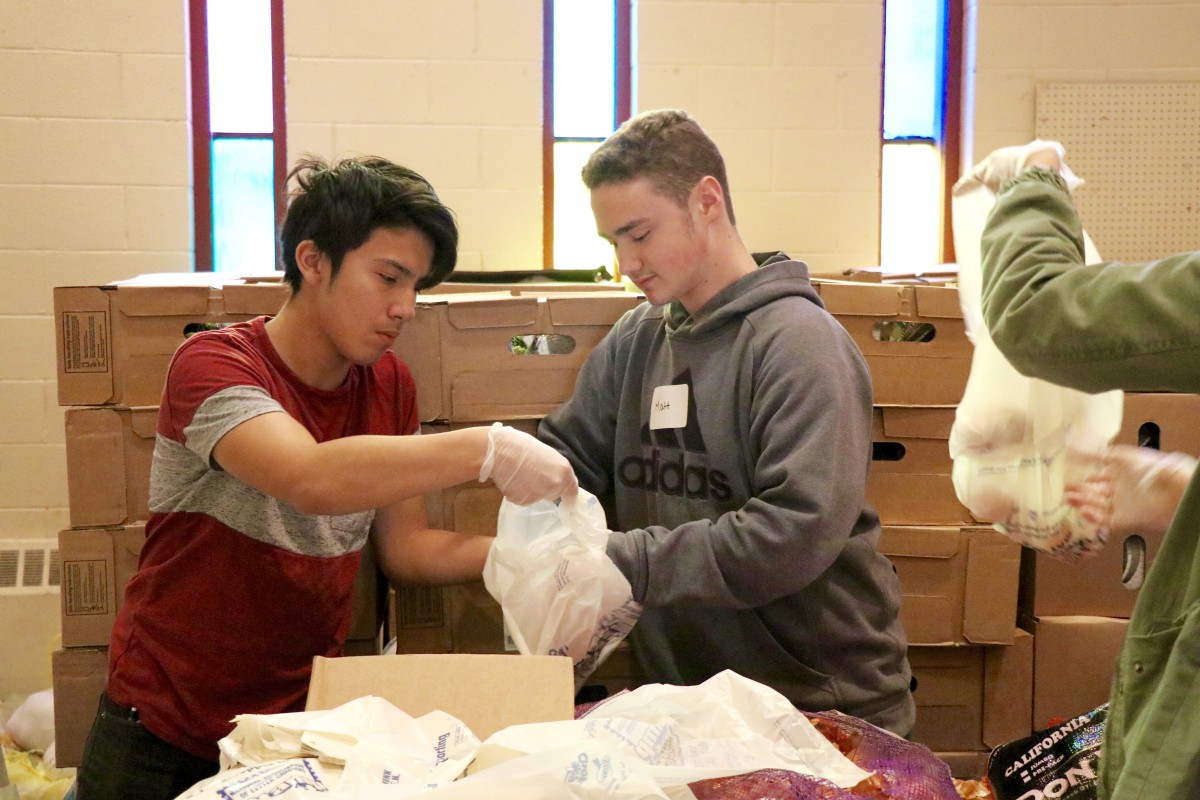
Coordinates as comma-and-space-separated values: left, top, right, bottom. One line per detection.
650, 384, 689, 430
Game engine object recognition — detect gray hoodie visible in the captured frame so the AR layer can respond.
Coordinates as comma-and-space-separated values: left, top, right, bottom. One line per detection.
539, 255, 915, 735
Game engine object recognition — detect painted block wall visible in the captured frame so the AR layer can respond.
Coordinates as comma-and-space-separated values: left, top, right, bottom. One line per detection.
966, 0, 1200, 169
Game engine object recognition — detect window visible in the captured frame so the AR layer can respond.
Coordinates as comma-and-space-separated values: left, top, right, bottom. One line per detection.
880, 0, 962, 268
543, 0, 633, 271
189, 0, 287, 274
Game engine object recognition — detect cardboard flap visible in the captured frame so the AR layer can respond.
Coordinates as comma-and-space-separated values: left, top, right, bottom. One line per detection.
913, 285, 965, 319
982, 629, 1033, 746
963, 530, 1021, 643
815, 280, 907, 317
306, 654, 574, 739
130, 406, 159, 439
450, 368, 580, 421
880, 526, 962, 560
545, 293, 640, 326
901, 595, 956, 643
65, 408, 126, 527
446, 296, 540, 329
222, 282, 289, 314
116, 284, 213, 316
878, 406, 956, 440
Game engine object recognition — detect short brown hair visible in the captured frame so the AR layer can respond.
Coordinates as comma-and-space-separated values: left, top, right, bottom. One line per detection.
581, 109, 736, 225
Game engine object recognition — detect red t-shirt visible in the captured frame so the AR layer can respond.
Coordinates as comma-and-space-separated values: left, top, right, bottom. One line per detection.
106, 317, 419, 761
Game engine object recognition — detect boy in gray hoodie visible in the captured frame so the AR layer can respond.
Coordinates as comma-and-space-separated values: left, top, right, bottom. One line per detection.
538, 109, 916, 735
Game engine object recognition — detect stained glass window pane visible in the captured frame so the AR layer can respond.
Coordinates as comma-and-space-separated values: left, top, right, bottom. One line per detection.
212, 138, 276, 274
553, 140, 615, 271
208, 0, 273, 134
882, 0, 944, 140
553, 0, 616, 138
880, 142, 941, 268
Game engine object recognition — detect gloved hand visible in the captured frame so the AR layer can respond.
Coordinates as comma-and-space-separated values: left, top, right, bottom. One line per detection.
1065, 445, 1198, 537
479, 422, 579, 505
965, 139, 1079, 194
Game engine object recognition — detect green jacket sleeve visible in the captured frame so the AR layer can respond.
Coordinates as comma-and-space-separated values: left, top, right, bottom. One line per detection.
980, 167, 1200, 394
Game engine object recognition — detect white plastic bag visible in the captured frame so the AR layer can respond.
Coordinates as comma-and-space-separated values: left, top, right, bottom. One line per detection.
482, 490, 642, 689
949, 168, 1122, 562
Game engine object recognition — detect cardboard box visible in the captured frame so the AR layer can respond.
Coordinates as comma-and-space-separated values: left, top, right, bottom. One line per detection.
1117, 392, 1200, 454
908, 630, 1034, 753
59, 523, 146, 647
814, 279, 971, 406
390, 580, 511, 656
64, 405, 156, 527
306, 653, 574, 739
1019, 526, 1162, 619
425, 282, 630, 295
837, 264, 959, 285
1026, 615, 1127, 729
55, 280, 288, 407
869, 406, 975, 525
881, 525, 1020, 645
393, 291, 641, 422
52, 646, 108, 768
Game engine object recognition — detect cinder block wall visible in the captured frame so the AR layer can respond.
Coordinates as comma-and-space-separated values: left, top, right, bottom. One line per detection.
966, 0, 1200, 168
284, 0, 545, 272
0, 4, 190, 543
638, 0, 886, 276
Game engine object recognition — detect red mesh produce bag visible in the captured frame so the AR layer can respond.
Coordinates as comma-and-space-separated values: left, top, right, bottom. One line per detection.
575, 702, 960, 800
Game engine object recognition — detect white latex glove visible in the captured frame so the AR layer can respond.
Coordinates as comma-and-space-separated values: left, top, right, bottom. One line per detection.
478, 422, 579, 505
1066, 445, 1198, 537
965, 139, 1082, 194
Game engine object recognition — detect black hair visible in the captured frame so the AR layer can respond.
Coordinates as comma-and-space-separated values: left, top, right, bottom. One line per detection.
279, 155, 458, 293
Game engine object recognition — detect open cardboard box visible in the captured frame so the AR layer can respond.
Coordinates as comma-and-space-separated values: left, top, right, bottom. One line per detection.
868, 405, 976, 525
64, 405, 156, 527
812, 279, 971, 406
392, 291, 641, 422
908, 630, 1034, 753
305, 653, 575, 740
880, 524, 1020, 645
54, 280, 288, 407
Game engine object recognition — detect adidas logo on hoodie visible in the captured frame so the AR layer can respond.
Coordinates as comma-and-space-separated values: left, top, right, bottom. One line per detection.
616, 369, 732, 501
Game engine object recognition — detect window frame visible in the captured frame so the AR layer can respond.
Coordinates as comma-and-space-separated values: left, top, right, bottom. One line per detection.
880, 0, 963, 264
542, 0, 633, 271
187, 0, 288, 273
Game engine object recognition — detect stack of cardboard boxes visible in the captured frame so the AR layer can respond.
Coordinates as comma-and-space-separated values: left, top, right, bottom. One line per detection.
1019, 392, 1200, 730
49, 277, 387, 766
813, 277, 1031, 778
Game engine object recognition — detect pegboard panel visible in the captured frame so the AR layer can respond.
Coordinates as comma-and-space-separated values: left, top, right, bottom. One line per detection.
1036, 83, 1200, 262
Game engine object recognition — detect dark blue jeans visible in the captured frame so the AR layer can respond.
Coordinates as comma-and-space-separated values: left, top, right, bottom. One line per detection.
72, 693, 218, 800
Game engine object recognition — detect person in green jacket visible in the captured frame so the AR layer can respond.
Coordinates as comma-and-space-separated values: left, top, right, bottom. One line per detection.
972, 142, 1200, 799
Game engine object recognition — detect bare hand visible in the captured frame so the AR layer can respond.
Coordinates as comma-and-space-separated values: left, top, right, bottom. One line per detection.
1065, 445, 1197, 538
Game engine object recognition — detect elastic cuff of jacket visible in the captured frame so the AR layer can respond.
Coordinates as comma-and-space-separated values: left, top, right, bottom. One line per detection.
1000, 165, 1070, 196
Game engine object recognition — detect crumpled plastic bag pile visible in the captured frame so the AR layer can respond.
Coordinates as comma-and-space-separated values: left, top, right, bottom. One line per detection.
177, 670, 927, 800
2, 689, 75, 800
